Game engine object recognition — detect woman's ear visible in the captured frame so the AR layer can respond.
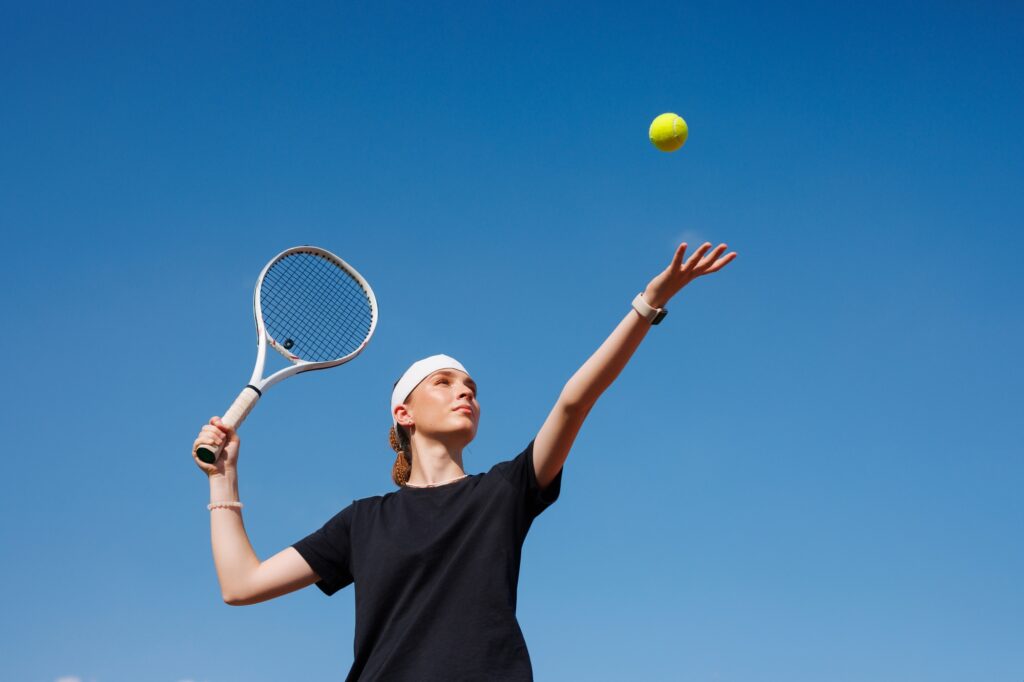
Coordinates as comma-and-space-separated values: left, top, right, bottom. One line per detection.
394, 404, 413, 428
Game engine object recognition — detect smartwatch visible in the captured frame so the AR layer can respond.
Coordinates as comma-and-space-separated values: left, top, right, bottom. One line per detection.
632, 293, 667, 325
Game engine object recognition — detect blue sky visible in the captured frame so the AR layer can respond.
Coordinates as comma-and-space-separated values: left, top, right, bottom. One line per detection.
1, 1, 1021, 680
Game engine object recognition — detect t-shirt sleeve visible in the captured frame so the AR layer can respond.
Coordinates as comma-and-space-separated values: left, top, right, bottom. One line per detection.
291, 502, 356, 596
493, 438, 563, 520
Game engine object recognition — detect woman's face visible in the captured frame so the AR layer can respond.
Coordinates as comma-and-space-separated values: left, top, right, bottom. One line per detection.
398, 369, 479, 441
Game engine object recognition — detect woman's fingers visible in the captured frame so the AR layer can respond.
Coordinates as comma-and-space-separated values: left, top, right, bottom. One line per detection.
670, 242, 688, 270
703, 251, 738, 274
684, 242, 708, 265
696, 244, 728, 271
196, 424, 226, 448
673, 241, 735, 275
653, 239, 736, 303
684, 242, 714, 270
203, 431, 225, 446
202, 423, 225, 438
210, 416, 237, 439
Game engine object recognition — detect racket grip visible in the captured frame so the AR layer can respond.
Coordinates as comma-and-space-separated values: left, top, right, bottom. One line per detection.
196, 386, 261, 464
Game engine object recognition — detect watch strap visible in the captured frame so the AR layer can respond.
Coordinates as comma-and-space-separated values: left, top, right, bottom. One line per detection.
632, 292, 668, 325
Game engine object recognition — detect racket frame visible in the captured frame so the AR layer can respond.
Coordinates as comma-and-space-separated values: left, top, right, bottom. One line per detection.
249, 245, 378, 391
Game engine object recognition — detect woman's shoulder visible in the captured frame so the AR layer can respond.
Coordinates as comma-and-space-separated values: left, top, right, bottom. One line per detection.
351, 490, 394, 508
485, 439, 537, 480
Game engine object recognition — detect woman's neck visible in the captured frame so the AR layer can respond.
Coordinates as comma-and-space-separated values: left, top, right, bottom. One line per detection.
407, 434, 466, 486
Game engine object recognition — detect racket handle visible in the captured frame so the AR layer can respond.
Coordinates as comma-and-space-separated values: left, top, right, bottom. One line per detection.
196, 386, 262, 464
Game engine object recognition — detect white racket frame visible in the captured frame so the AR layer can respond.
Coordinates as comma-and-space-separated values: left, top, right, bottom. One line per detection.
197, 245, 378, 464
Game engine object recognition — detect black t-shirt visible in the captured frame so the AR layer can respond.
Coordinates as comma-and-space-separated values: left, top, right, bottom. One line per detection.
291, 439, 563, 681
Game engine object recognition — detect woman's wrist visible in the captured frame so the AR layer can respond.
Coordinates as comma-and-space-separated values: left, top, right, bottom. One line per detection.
209, 471, 239, 500
642, 286, 670, 310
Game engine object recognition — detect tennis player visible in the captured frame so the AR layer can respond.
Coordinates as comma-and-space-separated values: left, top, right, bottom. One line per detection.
192, 241, 736, 681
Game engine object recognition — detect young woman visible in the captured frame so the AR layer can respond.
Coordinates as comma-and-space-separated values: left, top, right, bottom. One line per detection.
192, 241, 737, 681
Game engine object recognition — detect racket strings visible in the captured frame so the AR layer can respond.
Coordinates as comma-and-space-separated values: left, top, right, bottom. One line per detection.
268, 258, 371, 358
260, 251, 374, 363
264, 260, 370, 361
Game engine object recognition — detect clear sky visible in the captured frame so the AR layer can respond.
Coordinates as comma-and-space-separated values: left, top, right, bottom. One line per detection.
1, 2, 1021, 681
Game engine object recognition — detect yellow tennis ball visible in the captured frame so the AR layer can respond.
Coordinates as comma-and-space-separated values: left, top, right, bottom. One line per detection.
649, 113, 688, 152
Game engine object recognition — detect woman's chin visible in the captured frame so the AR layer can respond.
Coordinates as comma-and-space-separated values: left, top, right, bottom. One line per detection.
422, 423, 476, 443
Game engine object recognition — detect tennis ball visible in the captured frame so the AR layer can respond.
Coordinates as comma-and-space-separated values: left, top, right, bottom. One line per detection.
649, 113, 688, 152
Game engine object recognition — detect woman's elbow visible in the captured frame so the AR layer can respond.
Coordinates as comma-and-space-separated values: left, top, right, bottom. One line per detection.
223, 591, 251, 606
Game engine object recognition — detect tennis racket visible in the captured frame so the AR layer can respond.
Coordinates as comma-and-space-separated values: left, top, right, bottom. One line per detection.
196, 245, 378, 464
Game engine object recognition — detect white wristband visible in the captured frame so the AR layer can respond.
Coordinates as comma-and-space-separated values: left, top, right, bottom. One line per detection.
208, 500, 244, 510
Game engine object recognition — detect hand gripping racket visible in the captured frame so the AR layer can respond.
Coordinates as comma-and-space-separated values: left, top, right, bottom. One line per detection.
196, 245, 378, 464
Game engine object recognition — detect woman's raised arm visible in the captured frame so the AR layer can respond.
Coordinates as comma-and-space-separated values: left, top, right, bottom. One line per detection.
532, 242, 737, 489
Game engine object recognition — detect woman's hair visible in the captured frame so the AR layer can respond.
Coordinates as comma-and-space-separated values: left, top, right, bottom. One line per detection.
389, 422, 413, 487
389, 379, 413, 487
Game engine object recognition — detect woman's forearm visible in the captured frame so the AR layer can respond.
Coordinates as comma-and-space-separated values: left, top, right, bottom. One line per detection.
559, 294, 658, 410
209, 472, 260, 603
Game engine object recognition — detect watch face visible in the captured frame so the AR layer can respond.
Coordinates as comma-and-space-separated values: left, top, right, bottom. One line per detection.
652, 310, 667, 325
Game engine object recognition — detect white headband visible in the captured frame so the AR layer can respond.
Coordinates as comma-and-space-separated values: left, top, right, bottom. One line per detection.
391, 354, 470, 427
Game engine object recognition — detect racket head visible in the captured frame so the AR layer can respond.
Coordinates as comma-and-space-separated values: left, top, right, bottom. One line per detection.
253, 245, 378, 383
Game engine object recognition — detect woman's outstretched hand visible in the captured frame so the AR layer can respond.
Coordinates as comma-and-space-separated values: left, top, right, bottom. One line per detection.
643, 241, 737, 308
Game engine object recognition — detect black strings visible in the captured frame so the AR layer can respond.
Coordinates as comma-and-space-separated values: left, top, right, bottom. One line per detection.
260, 251, 374, 362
